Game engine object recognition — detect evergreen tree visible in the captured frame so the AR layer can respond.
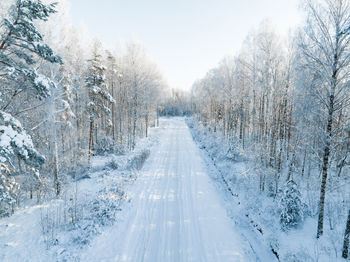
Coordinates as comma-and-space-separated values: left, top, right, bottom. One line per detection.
0, 0, 62, 103
85, 40, 115, 160
0, 0, 61, 214
279, 180, 304, 230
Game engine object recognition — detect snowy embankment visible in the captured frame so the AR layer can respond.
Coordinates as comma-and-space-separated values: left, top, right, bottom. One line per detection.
0, 126, 159, 262
187, 118, 346, 262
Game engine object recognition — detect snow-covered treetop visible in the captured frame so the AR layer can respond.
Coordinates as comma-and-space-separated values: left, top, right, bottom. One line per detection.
85, 42, 115, 121
0, 0, 62, 100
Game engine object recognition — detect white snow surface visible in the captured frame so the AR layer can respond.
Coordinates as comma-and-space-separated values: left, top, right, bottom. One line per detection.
81, 118, 252, 261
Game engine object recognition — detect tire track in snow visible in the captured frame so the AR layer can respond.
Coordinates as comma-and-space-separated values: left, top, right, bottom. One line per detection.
81, 118, 253, 262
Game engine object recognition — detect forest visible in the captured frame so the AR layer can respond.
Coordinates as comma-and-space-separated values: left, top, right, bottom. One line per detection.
0, 0, 167, 210
1, 0, 350, 261
172, 1, 350, 256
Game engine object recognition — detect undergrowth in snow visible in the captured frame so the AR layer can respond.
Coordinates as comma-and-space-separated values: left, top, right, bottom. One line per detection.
187, 117, 348, 262
0, 128, 159, 262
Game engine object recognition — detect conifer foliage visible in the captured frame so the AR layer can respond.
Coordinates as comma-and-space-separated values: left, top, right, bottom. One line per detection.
279, 180, 304, 230
85, 41, 115, 160
0, 0, 62, 99
0, 0, 61, 216
0, 163, 19, 216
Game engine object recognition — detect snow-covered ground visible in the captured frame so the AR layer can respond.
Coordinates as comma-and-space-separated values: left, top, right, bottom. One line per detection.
0, 117, 278, 261
187, 117, 348, 262
0, 124, 157, 261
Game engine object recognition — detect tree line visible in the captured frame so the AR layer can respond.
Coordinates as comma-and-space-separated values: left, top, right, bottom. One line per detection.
0, 0, 167, 216
191, 0, 350, 257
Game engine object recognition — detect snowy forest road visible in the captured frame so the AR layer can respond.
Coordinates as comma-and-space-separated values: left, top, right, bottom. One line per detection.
82, 118, 252, 261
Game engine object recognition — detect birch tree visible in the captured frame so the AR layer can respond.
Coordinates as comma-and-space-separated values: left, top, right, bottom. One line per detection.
299, 0, 350, 238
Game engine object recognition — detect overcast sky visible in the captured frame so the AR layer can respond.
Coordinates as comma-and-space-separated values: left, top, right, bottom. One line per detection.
67, 0, 303, 90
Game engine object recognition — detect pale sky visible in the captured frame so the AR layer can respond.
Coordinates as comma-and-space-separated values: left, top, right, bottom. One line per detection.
67, 0, 303, 90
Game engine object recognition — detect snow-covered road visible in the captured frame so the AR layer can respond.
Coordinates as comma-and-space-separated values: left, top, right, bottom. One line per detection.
82, 118, 251, 261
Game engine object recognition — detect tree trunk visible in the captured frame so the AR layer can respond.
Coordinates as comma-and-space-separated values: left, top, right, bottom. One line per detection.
342, 209, 350, 259
88, 120, 94, 161
119, 109, 123, 144
132, 103, 137, 150
316, 92, 335, 238
111, 81, 116, 141
53, 139, 60, 196
95, 123, 98, 150
145, 114, 149, 137
301, 149, 307, 177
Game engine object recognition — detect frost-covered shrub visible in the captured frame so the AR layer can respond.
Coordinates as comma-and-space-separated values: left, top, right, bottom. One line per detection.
63, 185, 127, 249
40, 206, 61, 249
226, 139, 243, 161
279, 180, 305, 230
114, 144, 127, 155
66, 164, 90, 180
107, 158, 119, 170
282, 250, 314, 262
91, 186, 125, 226
95, 136, 127, 155
187, 118, 194, 129
95, 136, 115, 155
127, 149, 150, 170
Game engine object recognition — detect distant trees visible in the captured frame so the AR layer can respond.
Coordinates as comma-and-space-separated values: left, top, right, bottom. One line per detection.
120, 44, 166, 148
192, 23, 293, 193
159, 88, 192, 117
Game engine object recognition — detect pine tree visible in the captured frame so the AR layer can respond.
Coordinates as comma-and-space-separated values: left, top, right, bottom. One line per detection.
279, 180, 304, 230
85, 41, 115, 160
0, 0, 62, 103
0, 0, 62, 213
